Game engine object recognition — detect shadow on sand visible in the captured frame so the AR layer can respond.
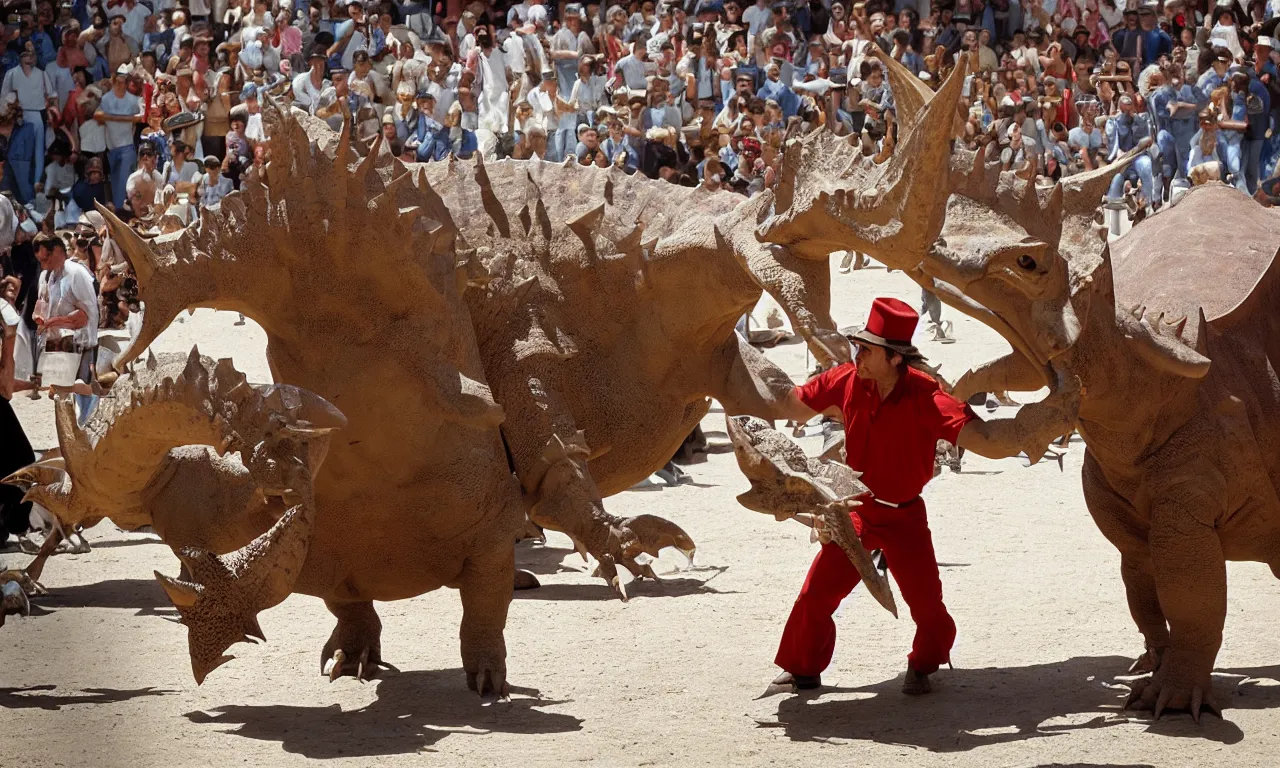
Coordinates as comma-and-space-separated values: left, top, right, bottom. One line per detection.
36, 577, 177, 616
513, 565, 737, 601
184, 668, 582, 757
0, 684, 177, 711
761, 655, 1280, 751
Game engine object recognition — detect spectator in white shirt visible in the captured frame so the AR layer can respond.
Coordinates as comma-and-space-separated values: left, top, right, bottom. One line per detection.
1, 50, 56, 203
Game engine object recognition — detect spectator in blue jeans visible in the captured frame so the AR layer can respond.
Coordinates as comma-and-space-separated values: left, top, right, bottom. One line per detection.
96, 66, 143, 210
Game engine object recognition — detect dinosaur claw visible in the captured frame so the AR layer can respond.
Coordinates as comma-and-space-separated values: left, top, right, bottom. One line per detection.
357, 647, 370, 682
1190, 688, 1203, 724
1154, 685, 1174, 720
325, 649, 346, 681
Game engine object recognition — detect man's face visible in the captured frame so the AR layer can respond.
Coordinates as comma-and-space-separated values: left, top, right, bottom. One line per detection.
141, 152, 156, 170
38, 4, 52, 25
582, 129, 598, 148
110, 17, 123, 35
1139, 11, 1155, 30
1124, 12, 1136, 28
853, 343, 896, 381
736, 76, 753, 95
417, 96, 434, 113
566, 14, 581, 32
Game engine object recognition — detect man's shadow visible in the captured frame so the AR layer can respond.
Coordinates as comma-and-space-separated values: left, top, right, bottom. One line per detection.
184, 668, 582, 758
764, 655, 1280, 751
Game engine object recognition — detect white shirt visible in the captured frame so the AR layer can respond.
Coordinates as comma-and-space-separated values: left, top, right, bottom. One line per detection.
291, 71, 331, 113
79, 118, 107, 154
122, 2, 151, 45
38, 258, 99, 348
0, 66, 53, 112
127, 167, 165, 200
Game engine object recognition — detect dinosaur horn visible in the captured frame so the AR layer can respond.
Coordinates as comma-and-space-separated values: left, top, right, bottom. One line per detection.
759, 57, 968, 267
101, 204, 268, 372
869, 46, 938, 135
834, 55, 970, 269
1, 458, 66, 489
160, 498, 315, 685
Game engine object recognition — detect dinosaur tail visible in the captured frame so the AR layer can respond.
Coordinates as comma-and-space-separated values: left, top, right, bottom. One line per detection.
155, 497, 315, 684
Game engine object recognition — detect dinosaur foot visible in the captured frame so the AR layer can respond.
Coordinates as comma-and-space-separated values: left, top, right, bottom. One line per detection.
466, 662, 510, 699
320, 601, 385, 682
577, 514, 696, 601
1124, 674, 1221, 723
0, 568, 48, 597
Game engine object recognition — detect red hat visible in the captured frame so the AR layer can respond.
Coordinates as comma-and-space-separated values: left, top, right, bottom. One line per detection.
848, 297, 923, 360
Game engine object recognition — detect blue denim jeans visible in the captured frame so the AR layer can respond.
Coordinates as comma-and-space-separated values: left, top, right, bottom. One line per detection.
549, 126, 575, 163
107, 143, 137, 210
1157, 125, 1195, 181
1243, 138, 1265, 194
1220, 134, 1245, 193
6, 120, 37, 203
1107, 154, 1155, 203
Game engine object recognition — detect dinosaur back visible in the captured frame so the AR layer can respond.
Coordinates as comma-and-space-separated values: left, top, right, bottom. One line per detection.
1110, 184, 1280, 346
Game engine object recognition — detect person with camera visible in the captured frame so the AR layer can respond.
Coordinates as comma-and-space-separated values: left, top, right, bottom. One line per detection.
32, 230, 98, 420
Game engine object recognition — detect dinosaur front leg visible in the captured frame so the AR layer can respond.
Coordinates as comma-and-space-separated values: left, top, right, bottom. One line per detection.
708, 333, 800, 421
528, 454, 694, 600
320, 600, 384, 682
506, 379, 694, 600
458, 542, 514, 697
1125, 493, 1226, 722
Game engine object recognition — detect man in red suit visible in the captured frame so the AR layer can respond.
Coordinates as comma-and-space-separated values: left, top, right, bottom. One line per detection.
768, 297, 1027, 695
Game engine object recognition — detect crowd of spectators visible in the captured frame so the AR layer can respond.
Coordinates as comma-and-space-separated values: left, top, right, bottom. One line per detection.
0, 0, 1271, 223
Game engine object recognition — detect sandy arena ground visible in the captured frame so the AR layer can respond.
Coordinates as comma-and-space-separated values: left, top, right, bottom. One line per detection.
6, 256, 1280, 768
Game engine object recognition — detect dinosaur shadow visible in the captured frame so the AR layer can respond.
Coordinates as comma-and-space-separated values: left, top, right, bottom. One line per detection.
514, 543, 582, 577
85, 537, 164, 549
763, 655, 1257, 751
183, 668, 582, 758
514, 565, 737, 602
36, 578, 176, 617
0, 684, 176, 711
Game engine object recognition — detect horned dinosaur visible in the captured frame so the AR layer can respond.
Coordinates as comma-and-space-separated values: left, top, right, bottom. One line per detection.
107, 99, 855, 598
3, 349, 344, 594
756, 49, 1272, 721
3, 349, 348, 672
51, 94, 846, 687
56, 107, 531, 694
924, 181, 1280, 722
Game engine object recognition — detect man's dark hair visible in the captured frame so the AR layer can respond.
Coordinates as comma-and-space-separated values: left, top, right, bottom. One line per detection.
204, 156, 221, 169
33, 232, 63, 252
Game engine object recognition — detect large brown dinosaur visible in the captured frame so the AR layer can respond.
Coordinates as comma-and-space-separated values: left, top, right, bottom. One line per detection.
756, 47, 1271, 721
86, 105, 531, 693
108, 100, 861, 602
4, 350, 344, 593
924, 182, 1280, 722
3, 349, 346, 679
41, 95, 845, 686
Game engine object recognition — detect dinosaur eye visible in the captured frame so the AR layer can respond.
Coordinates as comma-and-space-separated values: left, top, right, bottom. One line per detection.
1016, 255, 1038, 271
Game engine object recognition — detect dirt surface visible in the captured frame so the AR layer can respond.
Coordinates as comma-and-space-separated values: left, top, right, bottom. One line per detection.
6, 257, 1280, 768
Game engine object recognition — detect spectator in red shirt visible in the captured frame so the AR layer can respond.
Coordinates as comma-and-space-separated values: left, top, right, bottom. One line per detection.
767, 297, 1011, 695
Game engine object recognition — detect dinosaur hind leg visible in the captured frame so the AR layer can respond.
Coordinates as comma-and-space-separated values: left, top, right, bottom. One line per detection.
1124, 492, 1226, 723
320, 600, 384, 682
459, 542, 514, 697
1082, 455, 1168, 674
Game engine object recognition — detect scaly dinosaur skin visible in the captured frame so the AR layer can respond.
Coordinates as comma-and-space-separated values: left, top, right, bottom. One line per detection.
3, 350, 344, 597
422, 155, 825, 595
932, 183, 1280, 722
759, 50, 1273, 719
94, 102, 527, 693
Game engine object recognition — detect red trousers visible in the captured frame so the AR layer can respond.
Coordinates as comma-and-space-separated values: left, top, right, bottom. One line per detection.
774, 499, 956, 677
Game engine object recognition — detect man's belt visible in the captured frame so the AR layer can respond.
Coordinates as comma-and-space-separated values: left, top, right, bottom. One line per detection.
869, 495, 920, 509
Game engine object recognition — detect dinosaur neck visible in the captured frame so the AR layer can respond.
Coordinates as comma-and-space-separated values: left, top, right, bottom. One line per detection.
1073, 296, 1201, 468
